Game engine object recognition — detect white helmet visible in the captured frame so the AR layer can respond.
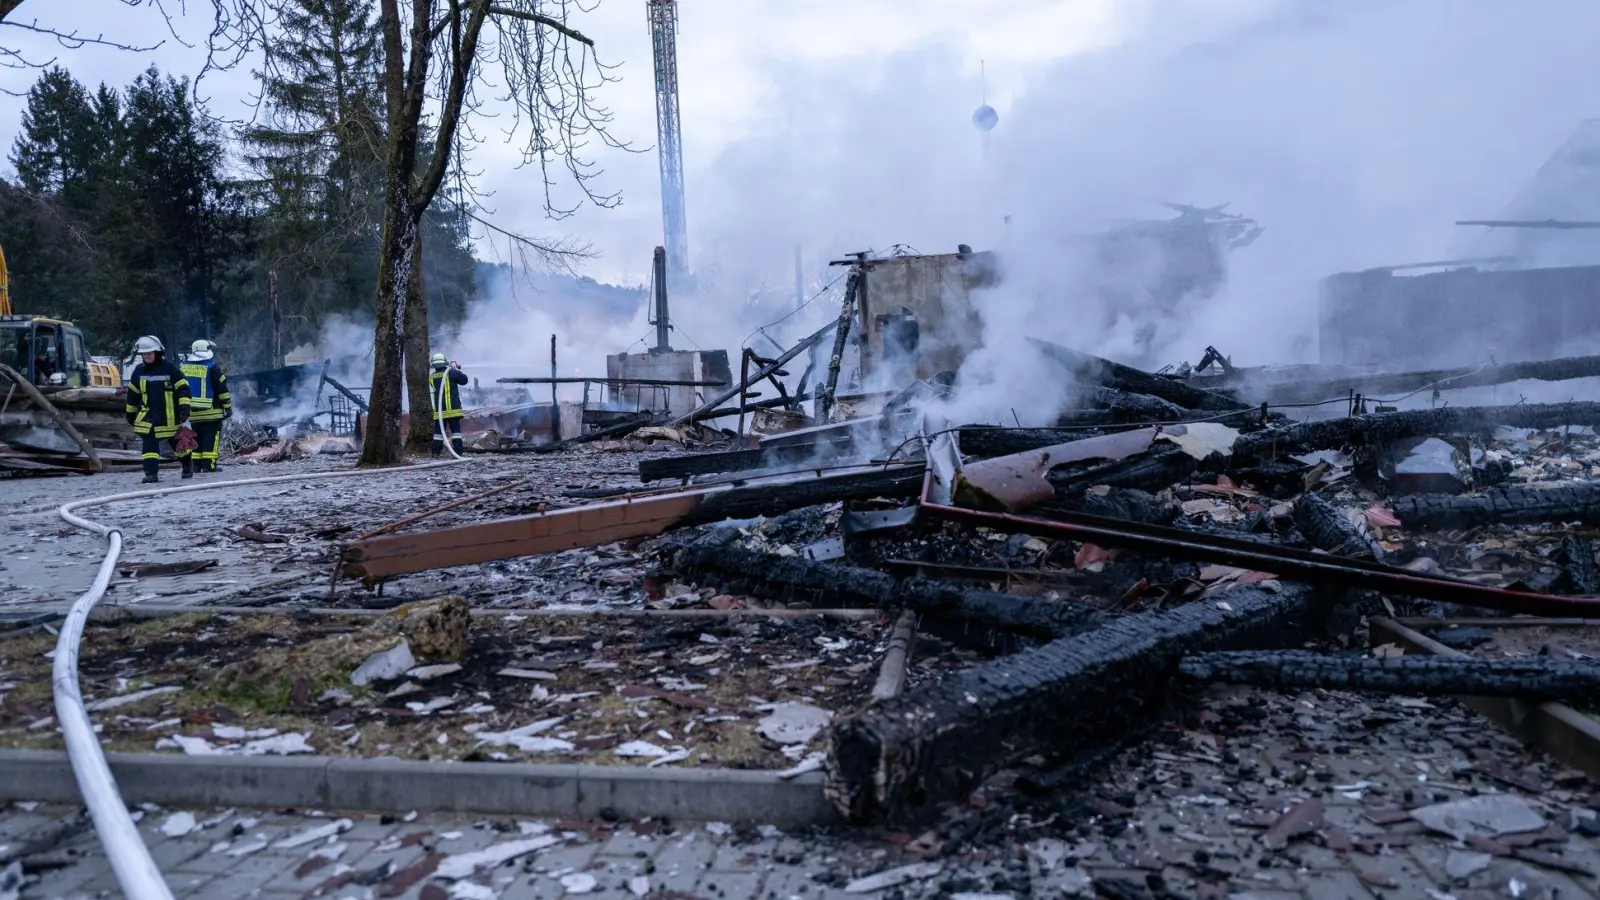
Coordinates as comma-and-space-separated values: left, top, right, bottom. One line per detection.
430, 352, 448, 368
134, 335, 164, 354
190, 339, 215, 361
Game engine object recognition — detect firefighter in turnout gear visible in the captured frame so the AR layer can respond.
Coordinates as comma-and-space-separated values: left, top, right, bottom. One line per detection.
125, 335, 193, 483
181, 339, 232, 472
429, 351, 468, 458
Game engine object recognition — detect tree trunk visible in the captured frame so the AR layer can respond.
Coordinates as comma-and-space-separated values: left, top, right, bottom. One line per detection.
403, 231, 435, 454
358, 202, 418, 468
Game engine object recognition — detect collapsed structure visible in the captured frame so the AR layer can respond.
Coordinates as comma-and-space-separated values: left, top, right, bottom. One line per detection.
325, 241, 1600, 825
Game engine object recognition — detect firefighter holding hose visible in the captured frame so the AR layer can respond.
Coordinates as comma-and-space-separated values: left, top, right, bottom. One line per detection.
125, 335, 194, 483
181, 339, 232, 472
429, 352, 468, 458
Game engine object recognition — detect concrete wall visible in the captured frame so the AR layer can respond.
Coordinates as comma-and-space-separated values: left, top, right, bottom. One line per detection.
605, 349, 730, 418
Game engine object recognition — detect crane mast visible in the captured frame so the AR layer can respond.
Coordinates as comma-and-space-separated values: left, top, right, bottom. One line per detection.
647, 0, 688, 278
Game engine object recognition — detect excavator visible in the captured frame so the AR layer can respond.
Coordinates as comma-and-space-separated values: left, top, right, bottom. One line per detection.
0, 243, 139, 466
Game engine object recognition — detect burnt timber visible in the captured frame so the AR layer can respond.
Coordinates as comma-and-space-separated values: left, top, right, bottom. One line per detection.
1232, 401, 1600, 459
822, 582, 1326, 823
1178, 650, 1600, 702
1029, 338, 1246, 412
1392, 482, 1600, 531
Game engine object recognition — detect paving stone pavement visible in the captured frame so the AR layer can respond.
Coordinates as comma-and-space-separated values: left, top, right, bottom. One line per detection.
5, 687, 1600, 899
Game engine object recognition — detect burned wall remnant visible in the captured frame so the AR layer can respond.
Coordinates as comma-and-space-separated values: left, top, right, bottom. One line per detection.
605, 349, 732, 418
852, 250, 999, 387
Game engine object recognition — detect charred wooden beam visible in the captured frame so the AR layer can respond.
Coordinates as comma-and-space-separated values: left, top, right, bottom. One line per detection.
1554, 536, 1600, 596
670, 539, 1108, 648
1292, 494, 1384, 562
638, 439, 853, 482
1086, 386, 1189, 421
822, 582, 1326, 822
1075, 488, 1181, 525
1178, 650, 1600, 702
342, 464, 924, 582
1233, 402, 1600, 460
1392, 482, 1600, 531
1029, 338, 1246, 412
1247, 353, 1600, 406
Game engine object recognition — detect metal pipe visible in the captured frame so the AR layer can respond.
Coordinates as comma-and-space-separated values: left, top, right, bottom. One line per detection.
652, 246, 671, 352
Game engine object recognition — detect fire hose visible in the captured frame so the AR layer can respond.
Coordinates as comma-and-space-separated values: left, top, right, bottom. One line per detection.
53, 457, 466, 899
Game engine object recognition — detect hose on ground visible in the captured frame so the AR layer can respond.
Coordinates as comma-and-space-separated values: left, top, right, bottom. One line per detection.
54, 456, 465, 899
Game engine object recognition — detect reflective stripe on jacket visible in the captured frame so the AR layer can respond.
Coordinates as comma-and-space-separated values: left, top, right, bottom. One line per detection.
182, 359, 231, 422
430, 368, 468, 421
125, 359, 192, 438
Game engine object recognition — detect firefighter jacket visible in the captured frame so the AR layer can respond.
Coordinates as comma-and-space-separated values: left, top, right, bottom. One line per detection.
430, 367, 469, 421
125, 357, 192, 438
181, 358, 232, 423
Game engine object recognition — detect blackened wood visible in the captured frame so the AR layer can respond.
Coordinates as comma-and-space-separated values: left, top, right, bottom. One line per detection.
1292, 494, 1385, 562
1246, 354, 1600, 406
1392, 483, 1600, 531
671, 540, 1108, 647
1029, 338, 1247, 411
1049, 443, 1199, 495
1554, 536, 1600, 596
1077, 488, 1180, 525
638, 439, 851, 482
1233, 402, 1600, 460
691, 467, 925, 523
1178, 650, 1600, 702
822, 582, 1325, 822
1087, 387, 1189, 421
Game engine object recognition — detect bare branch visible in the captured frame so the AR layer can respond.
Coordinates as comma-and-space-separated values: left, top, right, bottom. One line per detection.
0, 18, 164, 52
485, 3, 592, 46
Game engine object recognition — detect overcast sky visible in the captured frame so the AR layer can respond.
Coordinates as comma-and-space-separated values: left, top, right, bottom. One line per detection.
2, 0, 1597, 368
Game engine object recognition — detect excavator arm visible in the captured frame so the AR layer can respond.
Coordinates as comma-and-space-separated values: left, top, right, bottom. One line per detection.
0, 243, 10, 317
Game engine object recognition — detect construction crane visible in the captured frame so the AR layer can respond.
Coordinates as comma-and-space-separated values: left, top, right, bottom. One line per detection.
647, 0, 689, 278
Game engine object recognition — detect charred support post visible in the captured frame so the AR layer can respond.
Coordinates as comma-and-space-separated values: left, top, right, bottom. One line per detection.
822, 582, 1326, 822
1393, 483, 1600, 531
1178, 650, 1600, 703
818, 267, 861, 423
550, 335, 561, 440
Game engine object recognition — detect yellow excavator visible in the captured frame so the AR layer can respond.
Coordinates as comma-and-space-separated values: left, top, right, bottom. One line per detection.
0, 244, 119, 387
0, 243, 137, 463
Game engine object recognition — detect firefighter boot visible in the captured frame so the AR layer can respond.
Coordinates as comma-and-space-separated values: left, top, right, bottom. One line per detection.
180, 456, 194, 480
452, 437, 465, 457
142, 456, 159, 484
431, 438, 443, 458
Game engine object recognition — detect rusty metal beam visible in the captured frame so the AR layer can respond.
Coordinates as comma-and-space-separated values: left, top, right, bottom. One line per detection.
342, 463, 924, 583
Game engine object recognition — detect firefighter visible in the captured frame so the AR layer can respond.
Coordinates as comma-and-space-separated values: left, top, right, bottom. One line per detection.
181, 339, 232, 472
125, 335, 193, 483
428, 351, 467, 458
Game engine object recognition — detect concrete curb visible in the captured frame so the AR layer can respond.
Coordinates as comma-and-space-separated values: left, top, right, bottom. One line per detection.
0, 750, 839, 828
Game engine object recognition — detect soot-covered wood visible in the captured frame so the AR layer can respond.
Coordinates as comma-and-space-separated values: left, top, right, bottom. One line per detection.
1233, 402, 1600, 460
822, 582, 1326, 823
1392, 483, 1600, 531
1292, 494, 1385, 561
1178, 650, 1600, 702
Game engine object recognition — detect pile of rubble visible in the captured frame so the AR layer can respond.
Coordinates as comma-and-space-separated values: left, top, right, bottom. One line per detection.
326, 336, 1600, 832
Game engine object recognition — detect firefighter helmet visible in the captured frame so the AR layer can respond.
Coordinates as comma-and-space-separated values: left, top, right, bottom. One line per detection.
134, 335, 164, 354
190, 339, 215, 360
430, 352, 448, 369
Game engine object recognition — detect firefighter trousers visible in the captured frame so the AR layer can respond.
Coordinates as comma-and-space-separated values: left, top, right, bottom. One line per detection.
140, 435, 193, 480
192, 420, 223, 471
432, 418, 463, 457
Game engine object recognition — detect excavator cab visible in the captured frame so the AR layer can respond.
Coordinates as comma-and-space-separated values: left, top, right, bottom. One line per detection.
0, 316, 92, 386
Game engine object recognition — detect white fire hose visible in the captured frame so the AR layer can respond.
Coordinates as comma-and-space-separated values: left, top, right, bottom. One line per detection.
54, 455, 466, 899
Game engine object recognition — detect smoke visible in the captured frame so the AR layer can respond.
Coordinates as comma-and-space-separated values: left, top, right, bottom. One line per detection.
669, 0, 1600, 427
